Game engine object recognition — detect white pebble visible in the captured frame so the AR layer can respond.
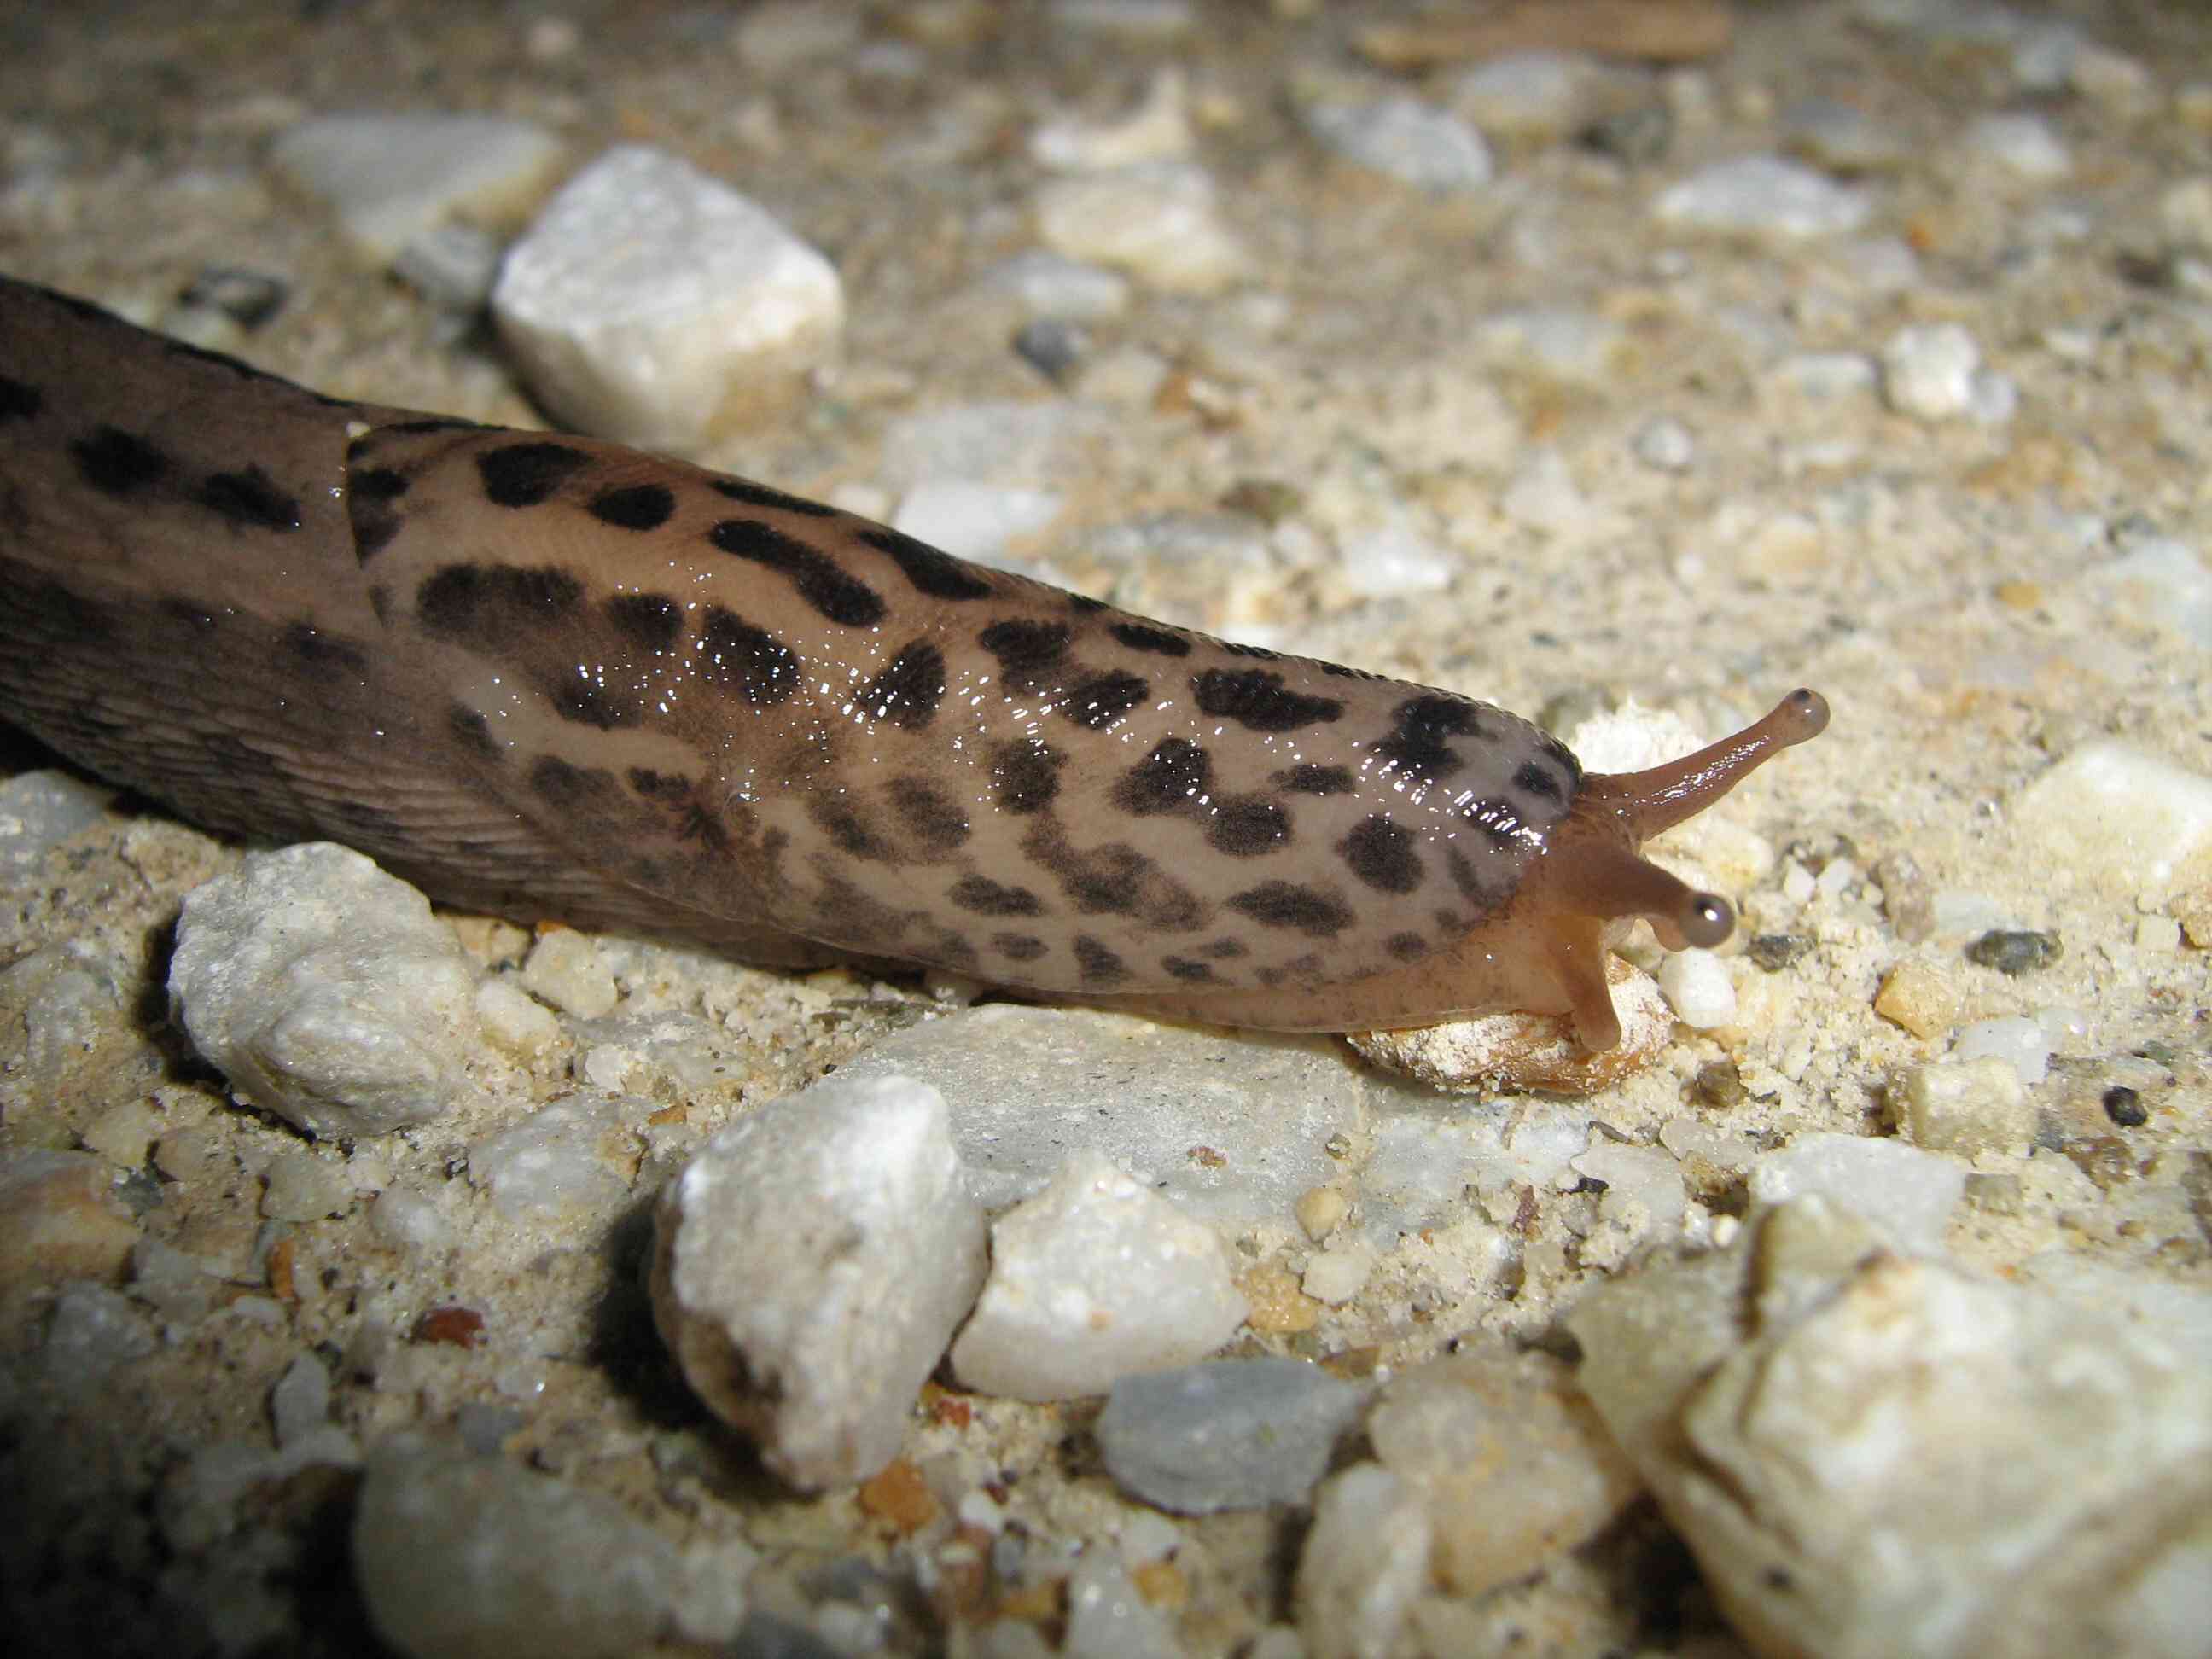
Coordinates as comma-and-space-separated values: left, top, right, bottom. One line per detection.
1295, 1465, 1431, 1659
520, 929, 617, 1020
271, 114, 562, 263
1749, 1133, 1965, 1254
368, 1188, 455, 1255
1633, 416, 1697, 471
1773, 351, 1878, 399
469, 1092, 634, 1218
1050, 0, 1194, 40
2135, 914, 2183, 952
1499, 448, 1598, 536
651, 1074, 986, 1487
1656, 948, 1736, 1029
1032, 69, 1192, 171
271, 1353, 332, 1448
1063, 1551, 1181, 1659
260, 1148, 356, 1221
1963, 112, 2070, 180
950, 1149, 1247, 1401
1881, 323, 1982, 421
1301, 1241, 1375, 1306
2012, 743, 2212, 895
493, 145, 844, 449
982, 250, 1132, 320
1952, 1015, 2052, 1086
1451, 50, 1597, 140
474, 977, 561, 1057
1336, 523, 1456, 598
1653, 154, 1871, 238
892, 481, 1062, 566
1303, 96, 1494, 193
1033, 161, 1248, 293
731, 0, 862, 70
1781, 98, 1906, 172
167, 844, 481, 1138
1896, 1057, 2034, 1158
2162, 177, 2212, 250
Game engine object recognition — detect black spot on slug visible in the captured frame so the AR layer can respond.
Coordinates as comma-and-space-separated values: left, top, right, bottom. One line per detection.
1109, 622, 1191, 657
993, 933, 1048, 962
886, 775, 969, 854
1278, 765, 1355, 796
1025, 825, 1203, 930
1199, 937, 1249, 959
416, 564, 585, 645
551, 672, 638, 730
1376, 695, 1482, 783
1208, 796, 1290, 857
605, 592, 682, 655
71, 425, 170, 496
1062, 671, 1150, 730
627, 768, 691, 803
587, 483, 676, 531
198, 463, 300, 532
713, 476, 840, 517
810, 797, 890, 860
1161, 957, 1215, 983
1191, 668, 1342, 733
477, 441, 591, 507
1342, 814, 1423, 894
1114, 739, 1212, 815
978, 619, 1071, 678
991, 741, 1062, 815
708, 518, 887, 626
859, 640, 946, 730
529, 754, 621, 809
1225, 882, 1351, 938
1074, 935, 1128, 986
695, 608, 800, 707
282, 620, 367, 672
1386, 932, 1430, 962
950, 876, 1044, 917
1512, 760, 1566, 802
347, 466, 408, 561
447, 703, 500, 761
0, 375, 44, 423
859, 525, 996, 601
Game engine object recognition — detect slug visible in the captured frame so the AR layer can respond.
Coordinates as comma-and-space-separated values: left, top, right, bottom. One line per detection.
0, 275, 1826, 1050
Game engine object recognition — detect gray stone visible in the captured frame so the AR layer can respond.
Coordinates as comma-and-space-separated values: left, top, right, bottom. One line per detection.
1097, 1358, 1368, 1514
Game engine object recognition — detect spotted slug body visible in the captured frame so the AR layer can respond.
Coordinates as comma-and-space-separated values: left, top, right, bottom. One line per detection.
0, 276, 1826, 1048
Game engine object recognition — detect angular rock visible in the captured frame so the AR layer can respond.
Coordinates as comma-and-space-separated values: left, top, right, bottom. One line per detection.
1096, 1358, 1368, 1514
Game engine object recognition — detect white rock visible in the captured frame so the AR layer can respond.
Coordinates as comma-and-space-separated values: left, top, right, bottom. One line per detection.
1295, 1464, 1432, 1659
1032, 69, 1192, 171
493, 145, 845, 449
1063, 1551, 1181, 1659
1574, 1140, 1688, 1231
39, 1282, 154, 1382
1781, 98, 1906, 172
0, 769, 114, 877
892, 480, 1063, 565
950, 1149, 1246, 1401
731, 0, 862, 69
1571, 1198, 2212, 1659
167, 844, 481, 1138
1474, 306, 1627, 383
1633, 415, 1697, 470
1951, 1014, 2052, 1086
474, 977, 561, 1058
1301, 1240, 1374, 1306
1773, 350, 1878, 399
260, 1147, 356, 1220
1336, 523, 1456, 597
1964, 111, 2071, 179
2012, 743, 2212, 898
271, 114, 562, 262
1451, 50, 1598, 139
519, 929, 617, 1019
2090, 538, 2212, 651
1896, 1057, 2034, 1157
468, 1091, 634, 1218
1033, 161, 1247, 294
1656, 947, 1735, 1028
2163, 177, 2212, 251
1748, 1132, 1965, 1254
651, 1074, 986, 1487
1303, 96, 1493, 193
1500, 447, 1600, 536
271, 1353, 333, 1448
352, 1440, 753, 1657
1880, 323, 1982, 420
981, 250, 1132, 320
1653, 154, 1871, 238
368, 1187, 455, 1254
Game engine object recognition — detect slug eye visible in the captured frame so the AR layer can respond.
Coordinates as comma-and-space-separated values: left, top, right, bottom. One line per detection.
1677, 892, 1732, 950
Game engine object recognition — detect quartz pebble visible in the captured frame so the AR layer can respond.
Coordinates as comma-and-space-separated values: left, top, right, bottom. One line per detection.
493, 145, 845, 449
39, 1280, 155, 1382
1302, 96, 1494, 192
1033, 162, 1248, 294
167, 844, 481, 1138
892, 480, 1063, 564
1963, 111, 2070, 180
1031, 69, 1192, 171
1880, 323, 1988, 421
1370, 1348, 1640, 1598
0, 768, 114, 876
519, 930, 618, 1019
352, 1440, 753, 1658
1450, 50, 1596, 140
1747, 1132, 1965, 1254
651, 1074, 986, 1487
1656, 946, 1735, 1028
981, 250, 1132, 320
1064, 1551, 1181, 1659
1895, 1057, 2034, 1158
1571, 1197, 2212, 1659
1653, 154, 1870, 237
1336, 523, 1456, 598
950, 1149, 1247, 1401
1951, 1014, 2051, 1086
2012, 743, 2212, 898
1097, 1358, 1368, 1515
1295, 1464, 1432, 1659
1780, 98, 1905, 172
468, 1091, 635, 1219
271, 113, 562, 263
1632, 414, 1697, 470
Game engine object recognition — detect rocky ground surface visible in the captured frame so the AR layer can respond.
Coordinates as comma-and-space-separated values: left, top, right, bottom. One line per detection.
2, 2, 2209, 1656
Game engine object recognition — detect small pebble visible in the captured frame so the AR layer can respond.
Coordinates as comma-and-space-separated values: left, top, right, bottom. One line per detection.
1881, 323, 1982, 421
1295, 1465, 1431, 1659
1336, 523, 1456, 598
1963, 112, 2070, 180
271, 113, 563, 263
1747, 933, 1813, 971
1013, 316, 1088, 382
892, 480, 1062, 566
1653, 154, 1871, 238
1872, 959, 1962, 1039
1780, 98, 1905, 172
474, 977, 562, 1058
1895, 1057, 2035, 1158
40, 1281, 154, 1382
1748, 1132, 1965, 1254
1033, 161, 1247, 294
1632, 415, 1697, 471
1301, 1240, 1375, 1305
1302, 96, 1494, 193
0, 769, 114, 877
981, 250, 1132, 320
469, 1091, 633, 1218
1452, 50, 1597, 138
2101, 1085, 2148, 1128
1952, 1015, 2052, 1086
177, 266, 288, 329
1656, 947, 1735, 1029
521, 930, 618, 1020
1295, 1185, 1348, 1241
1580, 102, 1674, 166
1031, 69, 1192, 171
1095, 1358, 1368, 1514
1965, 928, 2062, 975
2012, 743, 2212, 894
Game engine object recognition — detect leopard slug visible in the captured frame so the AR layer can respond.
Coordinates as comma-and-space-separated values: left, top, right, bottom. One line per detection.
0, 275, 1826, 1049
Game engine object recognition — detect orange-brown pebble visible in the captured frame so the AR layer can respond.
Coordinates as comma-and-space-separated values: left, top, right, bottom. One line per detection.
1132, 1559, 1189, 1610
1237, 1262, 1321, 1335
0, 1153, 138, 1314
858, 1458, 939, 1533
410, 1304, 486, 1348
1873, 961, 1961, 1039
265, 1234, 299, 1302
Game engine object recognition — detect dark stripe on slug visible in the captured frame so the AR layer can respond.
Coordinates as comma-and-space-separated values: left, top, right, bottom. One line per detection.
627, 768, 691, 803
707, 518, 887, 626
198, 463, 300, 531
551, 674, 638, 730
990, 740, 1062, 815
71, 425, 171, 496
416, 565, 585, 644
346, 464, 407, 560
859, 641, 946, 730
978, 619, 1071, 674
1341, 815, 1423, 894
528, 754, 621, 809
993, 933, 1048, 962
713, 476, 839, 517
605, 592, 682, 655
1161, 957, 1215, 983
587, 483, 676, 530
1062, 671, 1150, 730
448, 703, 501, 761
695, 608, 800, 707
1377, 695, 1482, 781
885, 776, 970, 853
477, 441, 591, 507
1225, 882, 1350, 937
949, 875, 1044, 917
809, 797, 888, 860
1199, 936, 1248, 959
1512, 760, 1566, 802
1279, 765, 1355, 795
859, 526, 996, 601
0, 375, 43, 423
1114, 739, 1211, 815
1191, 668, 1342, 732
282, 620, 368, 672
1109, 622, 1190, 657
1074, 935, 1128, 985
1386, 932, 1430, 962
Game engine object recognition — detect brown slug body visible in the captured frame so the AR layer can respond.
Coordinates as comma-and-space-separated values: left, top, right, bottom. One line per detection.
0, 275, 1827, 1049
